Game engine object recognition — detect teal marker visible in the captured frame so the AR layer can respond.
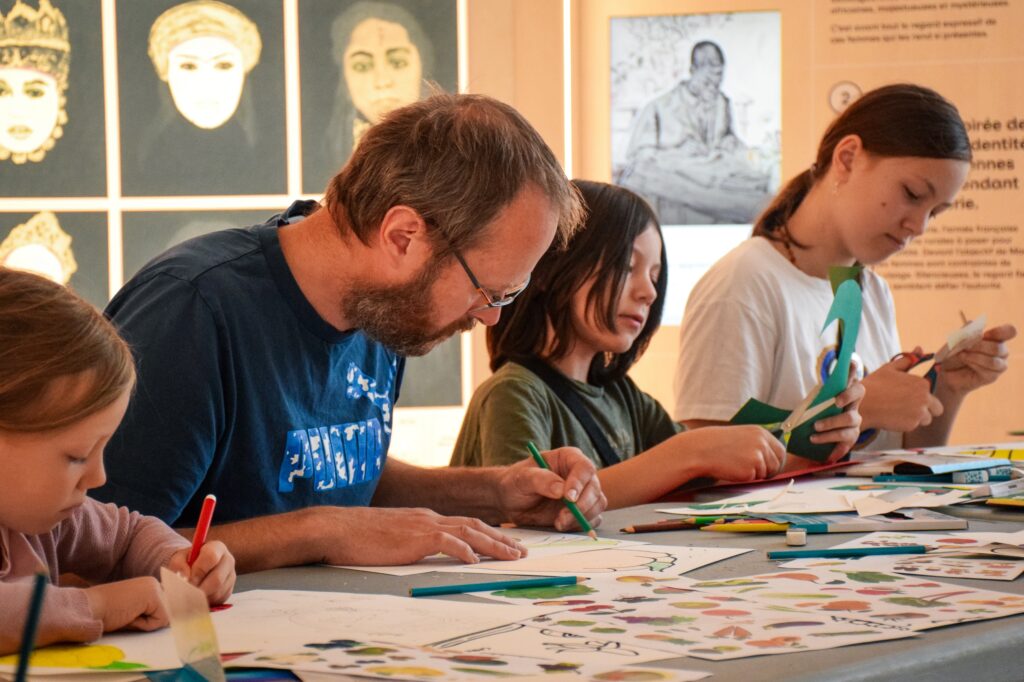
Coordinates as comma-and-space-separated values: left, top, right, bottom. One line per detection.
768, 545, 928, 560
410, 575, 585, 597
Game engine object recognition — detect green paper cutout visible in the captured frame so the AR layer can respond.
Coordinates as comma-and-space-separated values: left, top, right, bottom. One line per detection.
730, 279, 863, 463
828, 265, 862, 295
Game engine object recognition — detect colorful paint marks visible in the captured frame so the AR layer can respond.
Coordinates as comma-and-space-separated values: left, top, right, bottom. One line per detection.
227, 637, 706, 681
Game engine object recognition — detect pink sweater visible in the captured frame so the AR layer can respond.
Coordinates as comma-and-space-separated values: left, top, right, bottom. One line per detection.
0, 498, 190, 654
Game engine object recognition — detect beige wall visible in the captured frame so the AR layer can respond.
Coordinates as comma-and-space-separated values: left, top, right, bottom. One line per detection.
463, 0, 567, 390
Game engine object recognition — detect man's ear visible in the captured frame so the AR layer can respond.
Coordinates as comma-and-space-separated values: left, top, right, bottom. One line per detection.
832, 134, 863, 183
376, 205, 432, 269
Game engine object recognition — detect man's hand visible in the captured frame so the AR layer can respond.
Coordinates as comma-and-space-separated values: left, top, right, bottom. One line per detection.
496, 446, 607, 531
314, 507, 527, 566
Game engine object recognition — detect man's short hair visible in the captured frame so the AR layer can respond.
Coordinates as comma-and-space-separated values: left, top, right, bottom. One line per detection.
324, 92, 583, 254
690, 41, 724, 68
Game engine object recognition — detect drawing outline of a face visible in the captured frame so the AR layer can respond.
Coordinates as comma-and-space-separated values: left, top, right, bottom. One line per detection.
342, 16, 421, 127
148, 0, 261, 129
0, 211, 77, 284
0, 0, 70, 164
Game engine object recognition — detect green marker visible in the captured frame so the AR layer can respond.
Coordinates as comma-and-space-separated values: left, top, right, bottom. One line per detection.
527, 441, 597, 540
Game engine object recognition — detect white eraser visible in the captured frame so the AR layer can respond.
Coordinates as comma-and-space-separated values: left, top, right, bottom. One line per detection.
786, 528, 807, 546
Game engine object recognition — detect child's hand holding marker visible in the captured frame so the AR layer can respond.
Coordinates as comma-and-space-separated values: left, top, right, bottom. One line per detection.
167, 541, 235, 605
166, 495, 236, 605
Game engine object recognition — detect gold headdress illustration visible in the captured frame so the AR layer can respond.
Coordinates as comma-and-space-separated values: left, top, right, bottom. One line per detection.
0, 0, 70, 163
148, 0, 261, 82
0, 211, 77, 284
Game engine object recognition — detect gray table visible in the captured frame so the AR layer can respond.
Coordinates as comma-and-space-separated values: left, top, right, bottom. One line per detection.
237, 503, 1024, 682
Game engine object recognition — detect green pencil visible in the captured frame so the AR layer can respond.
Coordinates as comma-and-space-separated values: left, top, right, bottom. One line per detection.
526, 441, 597, 540
410, 575, 585, 597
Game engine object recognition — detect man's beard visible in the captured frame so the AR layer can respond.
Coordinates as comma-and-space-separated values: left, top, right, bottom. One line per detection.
341, 261, 477, 356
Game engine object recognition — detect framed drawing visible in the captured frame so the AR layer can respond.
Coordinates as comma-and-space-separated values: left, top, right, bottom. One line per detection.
0, 210, 107, 307
611, 11, 781, 227
117, 0, 286, 196
298, 0, 457, 194
0, 0, 106, 197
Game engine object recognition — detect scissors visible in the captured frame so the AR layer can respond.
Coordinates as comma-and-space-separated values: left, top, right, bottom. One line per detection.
764, 353, 865, 472
890, 314, 987, 393
890, 351, 940, 392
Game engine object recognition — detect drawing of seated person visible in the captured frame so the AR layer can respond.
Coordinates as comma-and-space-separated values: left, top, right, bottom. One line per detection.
617, 40, 772, 225
327, 1, 429, 163
0, 0, 70, 164
0, 211, 77, 285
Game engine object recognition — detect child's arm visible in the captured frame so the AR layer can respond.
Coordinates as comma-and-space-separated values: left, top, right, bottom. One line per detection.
56, 499, 235, 604
54, 499, 189, 585
597, 425, 786, 509
82, 577, 168, 634
0, 582, 101, 655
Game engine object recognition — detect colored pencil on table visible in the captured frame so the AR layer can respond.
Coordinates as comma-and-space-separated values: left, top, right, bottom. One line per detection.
526, 441, 597, 540
702, 522, 790, 533
767, 545, 929, 560
410, 575, 585, 597
621, 520, 700, 533
14, 572, 47, 682
187, 494, 217, 567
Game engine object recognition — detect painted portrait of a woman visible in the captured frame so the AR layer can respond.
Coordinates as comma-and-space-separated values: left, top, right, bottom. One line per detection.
300, 0, 456, 194
118, 0, 285, 196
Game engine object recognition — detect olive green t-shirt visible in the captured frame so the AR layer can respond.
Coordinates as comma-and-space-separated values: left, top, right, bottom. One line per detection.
450, 361, 683, 468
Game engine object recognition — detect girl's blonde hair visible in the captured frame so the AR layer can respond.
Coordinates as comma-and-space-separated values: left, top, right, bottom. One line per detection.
0, 268, 135, 432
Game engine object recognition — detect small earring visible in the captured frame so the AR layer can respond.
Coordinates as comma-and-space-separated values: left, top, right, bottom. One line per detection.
832, 181, 840, 195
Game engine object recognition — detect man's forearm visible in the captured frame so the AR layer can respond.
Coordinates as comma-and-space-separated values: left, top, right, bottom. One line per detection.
178, 508, 324, 574
372, 459, 504, 522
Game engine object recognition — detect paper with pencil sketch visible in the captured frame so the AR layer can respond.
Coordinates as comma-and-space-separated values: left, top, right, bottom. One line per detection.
211, 590, 553, 653
452, 543, 751, 578
659, 477, 969, 516
333, 528, 645, 576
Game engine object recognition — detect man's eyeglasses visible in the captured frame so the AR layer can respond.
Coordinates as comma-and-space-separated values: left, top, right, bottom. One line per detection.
450, 249, 530, 311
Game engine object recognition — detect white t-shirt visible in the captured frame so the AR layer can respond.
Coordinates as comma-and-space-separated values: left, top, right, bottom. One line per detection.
673, 236, 903, 451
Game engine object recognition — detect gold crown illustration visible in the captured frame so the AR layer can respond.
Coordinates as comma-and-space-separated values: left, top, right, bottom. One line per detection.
149, 0, 261, 81
0, 0, 70, 85
0, 211, 78, 285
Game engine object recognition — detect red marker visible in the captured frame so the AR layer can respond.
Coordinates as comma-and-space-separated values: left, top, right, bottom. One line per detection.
187, 494, 217, 567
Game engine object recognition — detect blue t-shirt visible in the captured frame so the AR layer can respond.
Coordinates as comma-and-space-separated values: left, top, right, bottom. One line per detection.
94, 202, 403, 526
